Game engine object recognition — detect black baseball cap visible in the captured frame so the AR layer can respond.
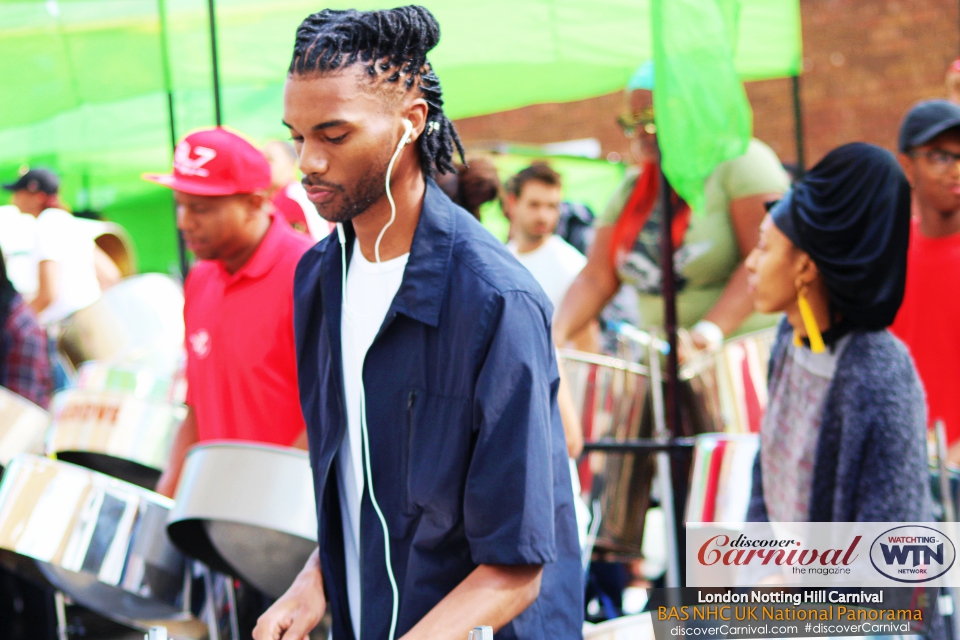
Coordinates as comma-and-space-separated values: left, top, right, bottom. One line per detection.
2, 168, 59, 194
898, 100, 960, 153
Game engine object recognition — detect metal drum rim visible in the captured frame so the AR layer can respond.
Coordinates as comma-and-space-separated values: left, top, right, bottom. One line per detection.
558, 349, 650, 376
50, 387, 187, 411
679, 326, 777, 379
4, 453, 176, 508
188, 439, 311, 461
0, 385, 48, 414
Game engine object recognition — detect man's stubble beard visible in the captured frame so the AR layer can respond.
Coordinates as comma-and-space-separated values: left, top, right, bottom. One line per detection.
305, 154, 390, 224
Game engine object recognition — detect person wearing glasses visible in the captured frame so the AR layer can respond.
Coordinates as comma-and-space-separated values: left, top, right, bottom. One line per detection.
553, 62, 790, 353
891, 100, 960, 459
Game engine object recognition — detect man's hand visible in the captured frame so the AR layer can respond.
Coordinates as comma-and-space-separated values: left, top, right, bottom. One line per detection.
254, 549, 325, 640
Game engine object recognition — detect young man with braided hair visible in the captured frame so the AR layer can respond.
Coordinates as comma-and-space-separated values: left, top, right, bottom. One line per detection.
255, 6, 582, 640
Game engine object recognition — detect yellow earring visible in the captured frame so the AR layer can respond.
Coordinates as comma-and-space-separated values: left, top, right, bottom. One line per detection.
795, 291, 826, 353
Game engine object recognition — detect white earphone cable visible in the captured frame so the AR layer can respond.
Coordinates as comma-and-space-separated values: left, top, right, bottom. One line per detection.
374, 119, 413, 266
336, 118, 411, 640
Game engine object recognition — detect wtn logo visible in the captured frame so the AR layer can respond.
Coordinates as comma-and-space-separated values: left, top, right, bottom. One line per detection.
879, 542, 944, 567
870, 526, 956, 583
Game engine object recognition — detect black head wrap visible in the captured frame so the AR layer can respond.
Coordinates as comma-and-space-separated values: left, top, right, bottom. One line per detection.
769, 142, 911, 330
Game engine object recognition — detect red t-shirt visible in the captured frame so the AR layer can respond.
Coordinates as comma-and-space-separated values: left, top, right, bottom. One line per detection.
184, 215, 313, 445
891, 217, 960, 445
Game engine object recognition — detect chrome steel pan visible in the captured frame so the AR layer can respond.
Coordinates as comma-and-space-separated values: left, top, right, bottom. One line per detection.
0, 386, 49, 470
46, 389, 184, 489
560, 351, 655, 557
167, 442, 317, 598
684, 432, 759, 524
58, 273, 185, 371
0, 454, 206, 637
76, 360, 188, 405
680, 328, 776, 434
560, 349, 719, 558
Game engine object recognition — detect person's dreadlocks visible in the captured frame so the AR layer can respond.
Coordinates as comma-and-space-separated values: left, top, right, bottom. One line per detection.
289, 5, 466, 177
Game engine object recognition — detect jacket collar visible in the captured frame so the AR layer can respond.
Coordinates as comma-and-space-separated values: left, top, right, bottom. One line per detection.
322, 178, 455, 330
390, 178, 454, 328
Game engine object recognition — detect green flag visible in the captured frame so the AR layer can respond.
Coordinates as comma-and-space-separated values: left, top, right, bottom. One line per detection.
652, 0, 753, 213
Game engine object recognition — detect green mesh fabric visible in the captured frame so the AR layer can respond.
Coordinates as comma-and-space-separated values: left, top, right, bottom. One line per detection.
0, 0, 800, 272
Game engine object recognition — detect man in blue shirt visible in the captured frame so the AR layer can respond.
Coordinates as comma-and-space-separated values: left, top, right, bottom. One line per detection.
253, 6, 582, 640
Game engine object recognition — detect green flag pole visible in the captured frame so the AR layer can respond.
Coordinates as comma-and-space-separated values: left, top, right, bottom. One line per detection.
792, 75, 805, 177
157, 0, 189, 278
207, 0, 223, 126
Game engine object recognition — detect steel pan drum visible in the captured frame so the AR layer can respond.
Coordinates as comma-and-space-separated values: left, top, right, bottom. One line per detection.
77, 360, 188, 405
929, 463, 960, 523
0, 386, 49, 470
58, 273, 185, 371
561, 349, 713, 557
88, 220, 137, 278
46, 389, 184, 489
167, 442, 317, 598
0, 454, 206, 637
685, 433, 759, 524
680, 328, 776, 434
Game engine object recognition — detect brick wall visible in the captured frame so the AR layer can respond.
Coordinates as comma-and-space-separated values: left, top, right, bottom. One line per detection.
454, 0, 960, 170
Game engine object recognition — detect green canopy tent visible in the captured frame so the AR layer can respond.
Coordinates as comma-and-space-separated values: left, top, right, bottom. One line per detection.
1, 0, 801, 590
0, 0, 800, 275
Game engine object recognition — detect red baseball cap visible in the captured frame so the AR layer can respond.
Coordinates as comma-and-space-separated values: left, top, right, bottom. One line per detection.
143, 127, 272, 196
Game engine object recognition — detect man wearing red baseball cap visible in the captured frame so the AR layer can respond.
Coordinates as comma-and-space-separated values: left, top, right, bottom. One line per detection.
144, 127, 313, 499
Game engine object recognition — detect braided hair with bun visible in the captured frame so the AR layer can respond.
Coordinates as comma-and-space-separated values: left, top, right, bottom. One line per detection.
289, 5, 466, 177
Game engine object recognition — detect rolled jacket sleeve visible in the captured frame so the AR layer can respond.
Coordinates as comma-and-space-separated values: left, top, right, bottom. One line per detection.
465, 290, 559, 566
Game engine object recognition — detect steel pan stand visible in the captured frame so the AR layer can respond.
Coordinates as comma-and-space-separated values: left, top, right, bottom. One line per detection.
54, 591, 68, 640
934, 420, 960, 640
148, 626, 168, 640
580, 336, 695, 590
199, 563, 241, 640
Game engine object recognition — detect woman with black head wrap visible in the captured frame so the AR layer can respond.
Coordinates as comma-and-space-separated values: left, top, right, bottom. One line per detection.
744, 142, 932, 524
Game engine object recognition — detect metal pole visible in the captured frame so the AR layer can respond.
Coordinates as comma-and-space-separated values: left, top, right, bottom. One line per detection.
650, 340, 680, 589
158, 0, 189, 278
206, 0, 223, 126
791, 75, 806, 177
934, 420, 960, 640
166, 92, 189, 279
658, 170, 683, 437
658, 169, 691, 589
54, 591, 68, 640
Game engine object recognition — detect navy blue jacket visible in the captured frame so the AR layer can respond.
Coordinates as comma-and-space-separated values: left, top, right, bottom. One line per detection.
748, 321, 932, 522
293, 180, 583, 639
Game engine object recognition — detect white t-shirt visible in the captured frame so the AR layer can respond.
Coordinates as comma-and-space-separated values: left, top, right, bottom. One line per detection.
337, 238, 408, 637
0, 205, 38, 296
507, 235, 586, 317
30, 208, 101, 325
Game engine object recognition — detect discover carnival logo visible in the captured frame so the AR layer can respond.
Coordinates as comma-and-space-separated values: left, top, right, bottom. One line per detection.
696, 534, 862, 573
869, 525, 956, 583
687, 523, 960, 587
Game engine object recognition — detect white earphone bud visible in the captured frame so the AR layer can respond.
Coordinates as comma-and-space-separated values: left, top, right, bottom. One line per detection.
399, 118, 413, 148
